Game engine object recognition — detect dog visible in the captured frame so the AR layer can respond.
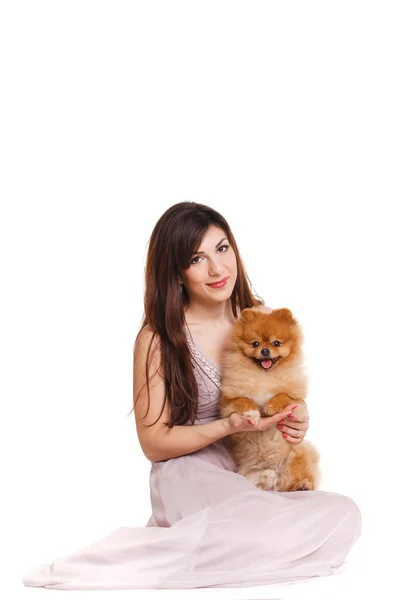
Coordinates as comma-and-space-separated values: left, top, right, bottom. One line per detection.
219, 306, 321, 492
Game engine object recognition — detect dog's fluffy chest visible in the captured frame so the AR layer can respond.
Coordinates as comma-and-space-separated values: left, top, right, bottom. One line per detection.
221, 363, 306, 408
226, 384, 280, 411
247, 390, 276, 406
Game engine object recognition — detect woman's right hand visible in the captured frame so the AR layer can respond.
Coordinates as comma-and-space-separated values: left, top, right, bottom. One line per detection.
226, 403, 298, 434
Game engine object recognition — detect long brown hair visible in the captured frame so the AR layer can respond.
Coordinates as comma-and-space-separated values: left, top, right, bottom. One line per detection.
129, 201, 264, 428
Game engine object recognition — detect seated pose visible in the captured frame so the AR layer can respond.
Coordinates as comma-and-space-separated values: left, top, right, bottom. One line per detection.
22, 201, 361, 590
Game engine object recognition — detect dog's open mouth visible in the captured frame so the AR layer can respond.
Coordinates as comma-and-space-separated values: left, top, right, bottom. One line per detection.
255, 356, 281, 370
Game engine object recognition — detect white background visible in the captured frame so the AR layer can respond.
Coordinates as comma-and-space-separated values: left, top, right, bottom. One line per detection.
1, 1, 399, 598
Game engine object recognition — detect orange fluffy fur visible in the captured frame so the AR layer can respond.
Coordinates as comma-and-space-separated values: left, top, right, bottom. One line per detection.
219, 306, 321, 492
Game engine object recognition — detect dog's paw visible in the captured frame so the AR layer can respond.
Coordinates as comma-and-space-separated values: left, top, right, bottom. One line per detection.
264, 393, 293, 416
264, 403, 278, 417
241, 409, 261, 426
295, 478, 314, 491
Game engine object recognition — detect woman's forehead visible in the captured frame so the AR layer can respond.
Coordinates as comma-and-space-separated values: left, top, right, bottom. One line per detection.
196, 226, 227, 249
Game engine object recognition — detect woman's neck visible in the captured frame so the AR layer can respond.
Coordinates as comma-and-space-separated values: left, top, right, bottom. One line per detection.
184, 299, 240, 328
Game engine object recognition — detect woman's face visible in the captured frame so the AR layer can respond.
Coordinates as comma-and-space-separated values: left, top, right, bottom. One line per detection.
180, 225, 238, 304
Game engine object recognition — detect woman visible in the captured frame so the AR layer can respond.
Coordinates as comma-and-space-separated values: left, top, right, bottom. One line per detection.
22, 201, 361, 590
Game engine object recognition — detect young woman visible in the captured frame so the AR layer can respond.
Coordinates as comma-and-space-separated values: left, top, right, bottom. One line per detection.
22, 201, 361, 590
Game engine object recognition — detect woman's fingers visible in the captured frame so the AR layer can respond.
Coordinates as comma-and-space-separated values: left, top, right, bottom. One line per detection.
278, 419, 308, 432
283, 433, 304, 444
229, 412, 260, 431
231, 413, 252, 429
274, 402, 309, 442
277, 423, 306, 435
277, 419, 308, 443
256, 407, 295, 431
271, 405, 298, 423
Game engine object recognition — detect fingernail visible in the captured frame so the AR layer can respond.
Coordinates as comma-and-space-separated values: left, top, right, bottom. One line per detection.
288, 415, 295, 420
292, 405, 298, 409
282, 433, 288, 438
248, 419, 254, 425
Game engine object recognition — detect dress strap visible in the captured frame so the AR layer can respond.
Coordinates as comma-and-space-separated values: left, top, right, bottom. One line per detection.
183, 324, 221, 389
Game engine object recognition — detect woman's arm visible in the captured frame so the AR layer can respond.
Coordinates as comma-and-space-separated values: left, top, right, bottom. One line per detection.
148, 417, 231, 462
133, 325, 232, 462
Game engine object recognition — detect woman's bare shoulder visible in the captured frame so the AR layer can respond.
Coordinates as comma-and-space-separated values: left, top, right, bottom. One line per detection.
257, 305, 273, 313
134, 324, 161, 356
238, 304, 273, 315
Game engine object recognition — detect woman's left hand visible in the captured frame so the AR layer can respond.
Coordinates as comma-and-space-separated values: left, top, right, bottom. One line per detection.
276, 401, 309, 444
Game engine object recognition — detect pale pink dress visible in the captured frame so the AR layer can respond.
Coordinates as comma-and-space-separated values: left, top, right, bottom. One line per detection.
22, 324, 362, 590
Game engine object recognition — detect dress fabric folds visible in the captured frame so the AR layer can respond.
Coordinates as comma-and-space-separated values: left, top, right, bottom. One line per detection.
22, 325, 362, 590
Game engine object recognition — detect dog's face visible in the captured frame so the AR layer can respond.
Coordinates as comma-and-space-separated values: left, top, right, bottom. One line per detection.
231, 307, 303, 372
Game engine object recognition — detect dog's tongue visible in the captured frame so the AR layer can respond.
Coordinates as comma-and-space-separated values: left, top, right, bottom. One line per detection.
261, 359, 272, 369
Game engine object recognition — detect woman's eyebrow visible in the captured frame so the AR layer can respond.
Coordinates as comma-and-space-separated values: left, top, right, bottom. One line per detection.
191, 237, 228, 256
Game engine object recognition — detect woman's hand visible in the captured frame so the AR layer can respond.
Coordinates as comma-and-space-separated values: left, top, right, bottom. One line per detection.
227, 403, 298, 434
276, 401, 309, 444
226, 402, 309, 444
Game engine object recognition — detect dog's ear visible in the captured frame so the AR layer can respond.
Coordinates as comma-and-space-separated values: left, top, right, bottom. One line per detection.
274, 308, 294, 323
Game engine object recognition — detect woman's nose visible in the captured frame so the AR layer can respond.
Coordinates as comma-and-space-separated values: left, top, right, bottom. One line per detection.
208, 257, 224, 274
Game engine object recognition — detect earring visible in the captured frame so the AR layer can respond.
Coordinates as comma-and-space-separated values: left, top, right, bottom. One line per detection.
179, 283, 183, 292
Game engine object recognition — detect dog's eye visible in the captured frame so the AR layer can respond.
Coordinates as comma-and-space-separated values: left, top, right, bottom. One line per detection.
272, 341, 281, 347
251, 341, 260, 347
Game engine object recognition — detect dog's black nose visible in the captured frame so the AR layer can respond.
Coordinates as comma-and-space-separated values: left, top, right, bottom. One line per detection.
261, 348, 270, 357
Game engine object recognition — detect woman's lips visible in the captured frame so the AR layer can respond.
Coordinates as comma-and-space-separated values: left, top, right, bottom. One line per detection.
207, 276, 229, 288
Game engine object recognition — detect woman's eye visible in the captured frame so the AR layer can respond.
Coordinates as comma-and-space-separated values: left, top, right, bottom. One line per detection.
190, 244, 229, 265
252, 341, 260, 347
272, 341, 281, 347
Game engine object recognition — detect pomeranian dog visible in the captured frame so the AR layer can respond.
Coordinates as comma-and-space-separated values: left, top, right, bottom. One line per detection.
219, 306, 321, 492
